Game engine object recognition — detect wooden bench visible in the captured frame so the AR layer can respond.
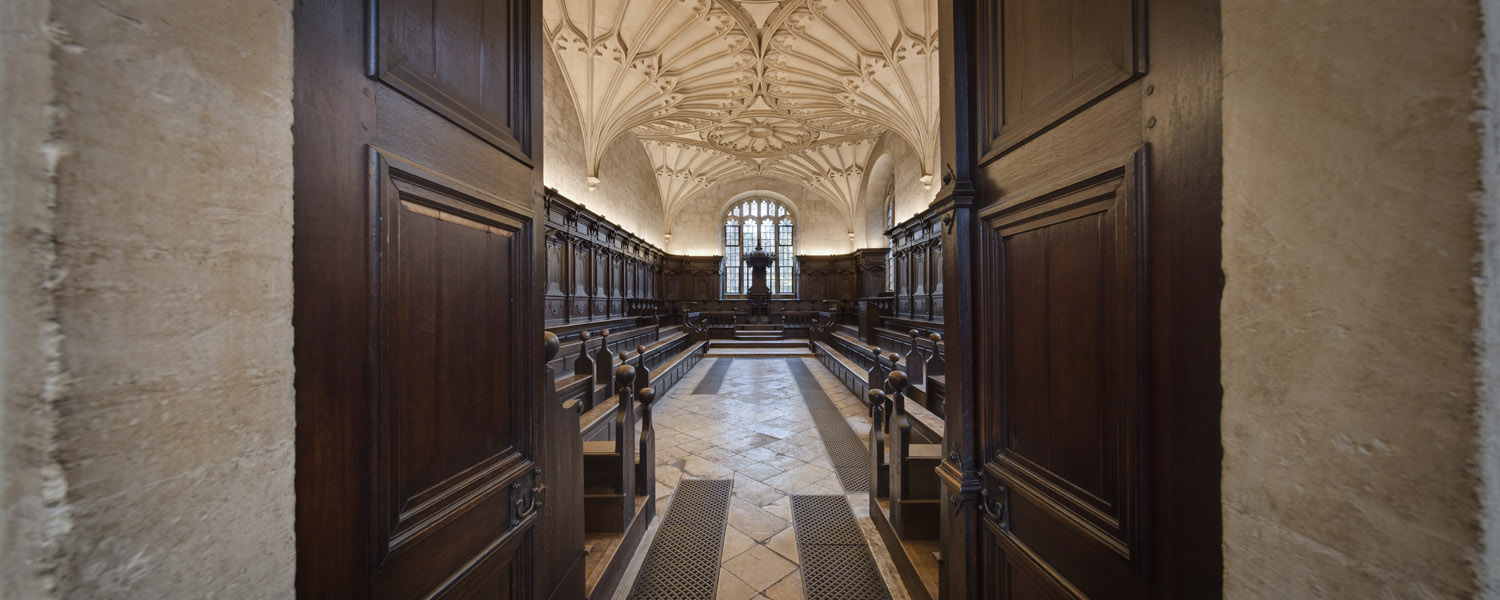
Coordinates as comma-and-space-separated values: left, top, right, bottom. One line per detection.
580, 333, 706, 442
575, 365, 658, 600
869, 371, 943, 540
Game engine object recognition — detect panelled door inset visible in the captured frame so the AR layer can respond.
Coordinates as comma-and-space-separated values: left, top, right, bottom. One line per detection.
294, 0, 547, 597
966, 0, 1222, 596
371, 151, 536, 598
979, 152, 1146, 597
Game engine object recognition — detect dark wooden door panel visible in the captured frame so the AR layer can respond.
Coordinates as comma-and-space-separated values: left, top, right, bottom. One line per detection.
979, 0, 1145, 159
374, 151, 536, 571
296, 0, 549, 597
965, 0, 1222, 596
982, 527, 1080, 600
377, 0, 535, 161
981, 152, 1146, 592
436, 546, 522, 600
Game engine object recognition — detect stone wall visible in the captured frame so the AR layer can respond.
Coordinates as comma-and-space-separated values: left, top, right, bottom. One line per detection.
1221, 0, 1489, 596
543, 48, 666, 246
851, 132, 934, 250
1480, 1, 1500, 594
0, 0, 296, 597
668, 176, 852, 256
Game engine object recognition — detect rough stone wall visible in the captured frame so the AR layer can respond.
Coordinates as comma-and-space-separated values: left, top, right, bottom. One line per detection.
1, 0, 63, 596
0, 0, 296, 597
543, 48, 665, 246
1479, 0, 1500, 594
668, 176, 852, 256
1221, 0, 1487, 596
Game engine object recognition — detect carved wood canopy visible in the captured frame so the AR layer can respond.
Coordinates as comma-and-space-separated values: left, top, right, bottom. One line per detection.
544, 0, 938, 224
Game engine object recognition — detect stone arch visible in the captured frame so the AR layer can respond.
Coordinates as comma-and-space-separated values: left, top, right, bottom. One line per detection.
858, 153, 896, 248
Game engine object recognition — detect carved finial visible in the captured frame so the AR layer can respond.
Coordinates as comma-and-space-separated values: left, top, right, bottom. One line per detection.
909, 329, 920, 338
615, 364, 637, 393
869, 388, 887, 409
579, 330, 592, 342
887, 370, 909, 392
637, 387, 656, 407
930, 332, 942, 343
544, 331, 560, 361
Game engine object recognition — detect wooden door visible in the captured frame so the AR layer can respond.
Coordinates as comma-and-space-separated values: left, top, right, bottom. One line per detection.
293, 0, 557, 597
963, 0, 1222, 597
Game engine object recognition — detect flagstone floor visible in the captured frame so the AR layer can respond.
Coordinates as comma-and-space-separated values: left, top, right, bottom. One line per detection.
610, 357, 910, 600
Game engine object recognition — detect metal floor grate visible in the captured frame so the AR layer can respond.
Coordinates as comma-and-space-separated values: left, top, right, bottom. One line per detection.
626, 479, 733, 600
690, 358, 733, 394
786, 359, 870, 492
791, 495, 893, 600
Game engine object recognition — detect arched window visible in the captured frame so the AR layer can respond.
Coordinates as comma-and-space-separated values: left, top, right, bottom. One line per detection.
723, 198, 795, 296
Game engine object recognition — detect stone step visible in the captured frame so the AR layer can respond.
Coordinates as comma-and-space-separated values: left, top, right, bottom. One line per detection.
706, 348, 816, 358
712, 339, 806, 349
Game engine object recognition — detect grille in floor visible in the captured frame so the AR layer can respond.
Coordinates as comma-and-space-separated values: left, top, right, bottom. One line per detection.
690, 358, 733, 394
626, 479, 733, 600
786, 359, 871, 492
790, 495, 894, 600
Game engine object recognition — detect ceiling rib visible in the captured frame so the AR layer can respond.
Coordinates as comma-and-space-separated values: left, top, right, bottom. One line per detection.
545, 0, 938, 223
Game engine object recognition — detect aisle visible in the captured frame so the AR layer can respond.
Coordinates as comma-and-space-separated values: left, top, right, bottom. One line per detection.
612, 358, 910, 600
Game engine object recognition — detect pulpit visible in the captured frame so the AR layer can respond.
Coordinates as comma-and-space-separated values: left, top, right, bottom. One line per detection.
744, 243, 776, 317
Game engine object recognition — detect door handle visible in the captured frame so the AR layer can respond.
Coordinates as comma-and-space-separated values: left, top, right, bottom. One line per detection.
510, 468, 543, 528
980, 486, 1007, 528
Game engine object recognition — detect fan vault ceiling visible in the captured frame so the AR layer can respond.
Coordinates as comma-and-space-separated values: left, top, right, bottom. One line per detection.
544, 0, 939, 227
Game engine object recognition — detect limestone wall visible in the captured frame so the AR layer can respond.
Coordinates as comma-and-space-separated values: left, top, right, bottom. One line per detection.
850, 132, 935, 250
543, 49, 666, 247
0, 0, 296, 597
1221, 0, 1488, 596
668, 176, 852, 256
1480, 1, 1500, 594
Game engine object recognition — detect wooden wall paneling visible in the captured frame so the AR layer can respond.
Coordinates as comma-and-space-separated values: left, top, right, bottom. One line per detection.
855, 248, 889, 298
541, 190, 672, 324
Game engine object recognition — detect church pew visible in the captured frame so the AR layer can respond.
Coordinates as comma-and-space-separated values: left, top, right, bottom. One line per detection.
581, 366, 640, 534
581, 334, 706, 442
873, 371, 943, 540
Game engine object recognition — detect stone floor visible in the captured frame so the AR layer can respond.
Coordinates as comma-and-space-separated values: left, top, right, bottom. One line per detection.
610, 357, 910, 600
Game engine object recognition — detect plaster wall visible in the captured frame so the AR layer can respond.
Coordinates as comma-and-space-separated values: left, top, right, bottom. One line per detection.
668, 176, 852, 256
1221, 0, 1487, 596
0, 0, 296, 597
543, 49, 665, 247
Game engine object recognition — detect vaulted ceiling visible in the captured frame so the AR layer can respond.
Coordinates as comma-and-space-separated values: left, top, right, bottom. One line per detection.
544, 0, 939, 225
